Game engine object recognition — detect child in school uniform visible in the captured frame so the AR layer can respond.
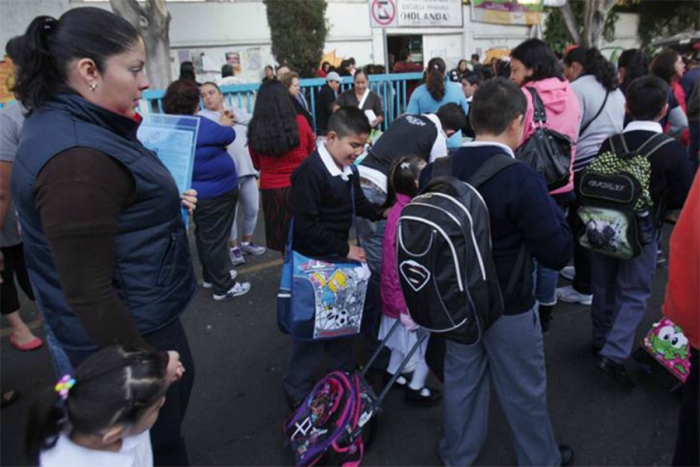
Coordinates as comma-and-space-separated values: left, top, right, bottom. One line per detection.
378, 155, 441, 406
589, 75, 692, 389
26, 346, 175, 467
283, 107, 385, 410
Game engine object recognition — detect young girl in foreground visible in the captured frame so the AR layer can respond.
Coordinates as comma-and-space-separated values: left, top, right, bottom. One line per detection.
26, 346, 173, 466
379, 156, 441, 406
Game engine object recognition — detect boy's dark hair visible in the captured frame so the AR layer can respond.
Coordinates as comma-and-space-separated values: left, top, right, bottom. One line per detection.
436, 102, 467, 133
179, 61, 196, 82
625, 75, 669, 121
13, 8, 141, 111
221, 64, 234, 78
564, 47, 619, 91
328, 106, 371, 138
162, 79, 200, 115
470, 77, 527, 135
382, 155, 424, 210
248, 79, 300, 156
510, 39, 564, 84
25, 346, 167, 465
462, 72, 482, 87
651, 48, 681, 84
471, 54, 480, 62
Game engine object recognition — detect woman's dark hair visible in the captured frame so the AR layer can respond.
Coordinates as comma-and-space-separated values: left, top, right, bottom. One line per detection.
457, 59, 468, 71
25, 346, 167, 464
163, 79, 200, 115
382, 155, 425, 210
248, 80, 300, 156
480, 66, 494, 80
353, 69, 368, 83
618, 49, 649, 91
510, 39, 564, 83
426, 57, 447, 101
564, 47, 619, 91
179, 61, 197, 82
5, 35, 25, 62
651, 48, 681, 84
201, 81, 221, 93
13, 8, 141, 111
321, 61, 330, 72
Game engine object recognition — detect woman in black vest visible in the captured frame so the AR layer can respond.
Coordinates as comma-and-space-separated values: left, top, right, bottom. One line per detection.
12, 8, 197, 466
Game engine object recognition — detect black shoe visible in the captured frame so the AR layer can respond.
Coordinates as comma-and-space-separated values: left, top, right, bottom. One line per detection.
539, 305, 553, 336
590, 343, 603, 356
559, 444, 574, 467
405, 386, 442, 407
383, 371, 410, 390
595, 355, 636, 389
286, 392, 303, 412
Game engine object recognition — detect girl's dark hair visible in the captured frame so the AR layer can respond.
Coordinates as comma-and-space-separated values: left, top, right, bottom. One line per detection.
426, 57, 447, 101
248, 80, 300, 156
162, 79, 201, 115
382, 155, 425, 210
13, 8, 141, 111
510, 39, 564, 83
179, 61, 197, 82
651, 48, 681, 84
618, 49, 649, 90
564, 47, 619, 91
25, 347, 167, 464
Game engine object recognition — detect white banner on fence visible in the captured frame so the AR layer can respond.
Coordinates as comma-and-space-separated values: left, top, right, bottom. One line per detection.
369, 0, 463, 29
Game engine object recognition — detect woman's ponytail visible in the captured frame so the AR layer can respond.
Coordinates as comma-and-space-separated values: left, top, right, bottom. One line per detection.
24, 387, 67, 465
426, 58, 446, 101
13, 16, 62, 111
584, 48, 619, 92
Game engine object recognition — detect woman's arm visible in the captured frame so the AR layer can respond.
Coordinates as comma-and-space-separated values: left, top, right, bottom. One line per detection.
34, 148, 152, 350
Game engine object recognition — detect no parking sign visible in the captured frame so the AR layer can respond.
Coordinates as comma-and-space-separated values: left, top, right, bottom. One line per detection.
369, 0, 397, 28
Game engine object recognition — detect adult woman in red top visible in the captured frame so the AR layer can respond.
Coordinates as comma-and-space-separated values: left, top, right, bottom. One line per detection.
248, 80, 316, 253
651, 48, 690, 144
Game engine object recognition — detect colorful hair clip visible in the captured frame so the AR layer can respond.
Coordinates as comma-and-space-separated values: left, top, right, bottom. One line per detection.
54, 374, 76, 400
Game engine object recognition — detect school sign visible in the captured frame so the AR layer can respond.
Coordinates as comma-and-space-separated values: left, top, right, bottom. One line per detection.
369, 0, 464, 29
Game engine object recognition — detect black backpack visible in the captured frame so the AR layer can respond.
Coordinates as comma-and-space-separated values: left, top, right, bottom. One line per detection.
396, 154, 520, 345
515, 87, 573, 191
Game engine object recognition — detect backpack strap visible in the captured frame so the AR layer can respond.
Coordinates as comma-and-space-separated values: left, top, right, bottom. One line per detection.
432, 155, 453, 178
610, 133, 630, 155
635, 133, 674, 159
525, 87, 547, 125
467, 153, 519, 189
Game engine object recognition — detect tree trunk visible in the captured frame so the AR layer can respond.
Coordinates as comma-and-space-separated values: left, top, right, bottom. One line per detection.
110, 0, 172, 90
559, 1, 581, 45
582, 0, 617, 48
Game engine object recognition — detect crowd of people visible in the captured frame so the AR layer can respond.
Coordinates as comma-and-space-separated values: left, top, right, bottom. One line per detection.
0, 6, 698, 467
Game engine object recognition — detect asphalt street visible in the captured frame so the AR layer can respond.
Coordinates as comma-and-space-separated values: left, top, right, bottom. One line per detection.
0, 224, 682, 466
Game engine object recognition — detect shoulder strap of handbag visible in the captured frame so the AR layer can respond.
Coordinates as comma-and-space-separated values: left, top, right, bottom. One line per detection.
579, 90, 609, 137
525, 87, 547, 125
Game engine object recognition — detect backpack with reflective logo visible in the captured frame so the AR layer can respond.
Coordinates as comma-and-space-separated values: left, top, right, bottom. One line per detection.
397, 154, 519, 345
577, 133, 672, 260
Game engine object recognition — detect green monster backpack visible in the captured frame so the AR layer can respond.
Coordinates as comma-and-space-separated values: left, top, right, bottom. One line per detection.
577, 133, 673, 260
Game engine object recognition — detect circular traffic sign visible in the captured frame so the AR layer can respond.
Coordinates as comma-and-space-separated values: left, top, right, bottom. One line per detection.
371, 0, 396, 27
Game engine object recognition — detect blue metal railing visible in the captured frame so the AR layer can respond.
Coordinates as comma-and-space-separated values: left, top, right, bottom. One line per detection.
141, 72, 424, 132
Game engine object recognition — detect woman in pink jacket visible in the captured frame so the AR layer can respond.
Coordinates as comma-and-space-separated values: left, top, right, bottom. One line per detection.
510, 39, 581, 333
379, 156, 440, 407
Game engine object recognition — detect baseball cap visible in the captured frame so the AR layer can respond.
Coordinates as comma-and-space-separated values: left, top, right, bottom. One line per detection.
326, 71, 341, 82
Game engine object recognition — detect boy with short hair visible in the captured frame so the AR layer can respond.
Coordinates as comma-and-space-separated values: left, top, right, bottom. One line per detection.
422, 78, 573, 466
589, 76, 692, 389
283, 107, 384, 409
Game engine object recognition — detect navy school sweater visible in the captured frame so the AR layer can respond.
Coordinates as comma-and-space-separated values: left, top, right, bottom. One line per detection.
291, 150, 383, 259
420, 144, 573, 316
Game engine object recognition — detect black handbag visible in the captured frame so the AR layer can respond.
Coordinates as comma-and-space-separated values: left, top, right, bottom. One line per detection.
515, 87, 573, 191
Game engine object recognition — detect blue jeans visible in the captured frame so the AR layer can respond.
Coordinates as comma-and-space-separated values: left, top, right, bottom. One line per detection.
355, 182, 387, 275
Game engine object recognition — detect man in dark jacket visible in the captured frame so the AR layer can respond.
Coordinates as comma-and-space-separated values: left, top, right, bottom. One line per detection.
315, 71, 341, 136
421, 78, 573, 467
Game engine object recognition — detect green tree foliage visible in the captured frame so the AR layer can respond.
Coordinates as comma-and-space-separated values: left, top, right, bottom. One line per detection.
544, 2, 618, 54
263, 0, 328, 78
618, 0, 700, 53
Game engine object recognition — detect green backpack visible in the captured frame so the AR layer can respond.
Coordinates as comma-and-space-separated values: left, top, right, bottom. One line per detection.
577, 133, 673, 260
